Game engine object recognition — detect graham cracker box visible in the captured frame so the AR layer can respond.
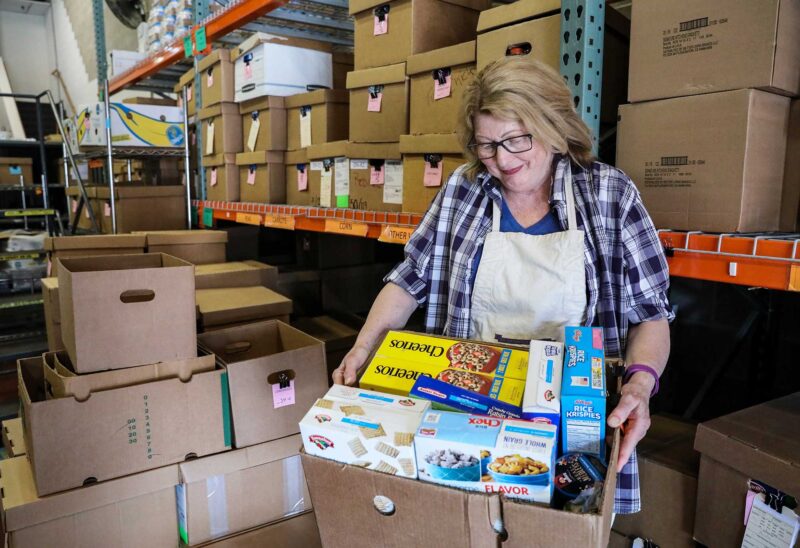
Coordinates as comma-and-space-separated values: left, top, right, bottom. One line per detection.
300, 385, 431, 477
137, 229, 228, 265
239, 96, 287, 153
347, 142, 403, 212
198, 49, 236, 108
44, 234, 146, 276
200, 103, 243, 157
399, 133, 464, 213
203, 153, 239, 202
285, 89, 349, 150
286, 149, 312, 206
2, 417, 26, 457
307, 141, 348, 208
198, 320, 327, 448
347, 63, 409, 143
235, 150, 286, 204
0, 456, 180, 548
415, 411, 557, 503
194, 260, 278, 290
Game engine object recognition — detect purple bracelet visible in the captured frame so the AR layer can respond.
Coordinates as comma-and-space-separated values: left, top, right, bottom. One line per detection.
624, 363, 660, 397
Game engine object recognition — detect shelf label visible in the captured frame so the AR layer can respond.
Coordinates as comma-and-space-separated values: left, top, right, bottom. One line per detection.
264, 214, 296, 230
378, 225, 415, 245
183, 35, 193, 58
790, 265, 800, 292
236, 212, 261, 225
324, 219, 369, 237
4, 209, 54, 217
2, 252, 41, 261
202, 207, 214, 227
195, 26, 208, 53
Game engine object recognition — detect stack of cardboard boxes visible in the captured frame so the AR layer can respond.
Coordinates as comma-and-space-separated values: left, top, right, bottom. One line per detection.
616, 0, 800, 232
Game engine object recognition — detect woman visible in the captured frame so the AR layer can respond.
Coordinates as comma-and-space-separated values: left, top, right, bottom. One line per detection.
333, 56, 672, 514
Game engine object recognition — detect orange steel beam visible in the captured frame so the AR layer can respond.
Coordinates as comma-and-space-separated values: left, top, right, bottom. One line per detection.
109, 0, 289, 94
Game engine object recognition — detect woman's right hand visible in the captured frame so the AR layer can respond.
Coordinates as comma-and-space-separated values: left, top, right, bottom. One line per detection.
332, 344, 371, 386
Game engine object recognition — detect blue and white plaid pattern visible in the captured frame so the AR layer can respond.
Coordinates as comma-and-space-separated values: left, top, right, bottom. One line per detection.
385, 155, 674, 513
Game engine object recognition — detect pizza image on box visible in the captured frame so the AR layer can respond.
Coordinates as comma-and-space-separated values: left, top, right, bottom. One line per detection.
447, 342, 501, 374
436, 369, 492, 395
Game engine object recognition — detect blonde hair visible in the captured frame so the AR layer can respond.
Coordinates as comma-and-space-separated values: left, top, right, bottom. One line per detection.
458, 56, 594, 180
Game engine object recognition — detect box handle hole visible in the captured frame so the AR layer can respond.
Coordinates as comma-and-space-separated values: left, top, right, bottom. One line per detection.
120, 289, 155, 304
83, 477, 98, 486
268, 370, 296, 388
373, 495, 395, 516
505, 43, 532, 56
224, 341, 252, 354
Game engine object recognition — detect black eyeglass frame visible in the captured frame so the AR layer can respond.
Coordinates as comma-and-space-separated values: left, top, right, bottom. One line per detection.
467, 134, 534, 159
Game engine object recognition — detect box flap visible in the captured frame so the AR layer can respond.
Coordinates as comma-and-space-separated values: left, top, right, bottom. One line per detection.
195, 262, 261, 275
178, 68, 196, 88
350, 0, 487, 16
198, 320, 323, 362
285, 149, 309, 165
307, 141, 349, 160
285, 89, 350, 109
238, 96, 286, 115
179, 434, 301, 484
57, 252, 192, 273
94, 185, 186, 199
198, 102, 240, 121
202, 153, 237, 167
41, 276, 58, 292
346, 63, 407, 89
232, 32, 333, 60
346, 142, 401, 160
44, 234, 146, 251
196, 287, 293, 326
407, 41, 476, 75
138, 230, 228, 245
476, 0, 561, 33
0, 456, 179, 532
235, 151, 285, 166
399, 133, 463, 154
197, 48, 231, 73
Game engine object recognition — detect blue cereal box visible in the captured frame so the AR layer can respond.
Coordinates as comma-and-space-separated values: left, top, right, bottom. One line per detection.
560, 327, 606, 460
410, 375, 525, 419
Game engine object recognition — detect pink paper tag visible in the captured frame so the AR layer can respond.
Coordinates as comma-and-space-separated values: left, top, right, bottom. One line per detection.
83, 117, 90, 129
272, 380, 296, 409
104, 202, 111, 217
367, 92, 383, 112
46, 259, 52, 277
297, 168, 308, 191
210, 167, 218, 186
370, 165, 384, 185
247, 167, 256, 185
744, 490, 758, 525
373, 14, 388, 35
206, 71, 213, 88
71, 199, 77, 213
177, 97, 182, 108
244, 63, 253, 79
191, 131, 196, 145
592, 328, 603, 350
187, 86, 192, 101
434, 74, 452, 100
423, 161, 443, 187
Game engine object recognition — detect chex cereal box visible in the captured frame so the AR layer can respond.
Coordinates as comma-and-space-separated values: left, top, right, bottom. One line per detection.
414, 411, 557, 503
299, 386, 430, 478
373, 331, 529, 380
410, 375, 524, 419
560, 327, 606, 460
522, 340, 564, 425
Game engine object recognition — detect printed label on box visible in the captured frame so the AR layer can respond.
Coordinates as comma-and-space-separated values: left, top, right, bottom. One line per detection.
383, 161, 403, 205
351, 159, 369, 170
300, 108, 312, 148
320, 168, 332, 207
334, 157, 349, 197
247, 116, 260, 152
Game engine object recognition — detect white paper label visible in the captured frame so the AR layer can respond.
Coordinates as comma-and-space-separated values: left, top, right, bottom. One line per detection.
320, 168, 333, 207
310, 161, 324, 171
742, 497, 799, 548
300, 108, 312, 148
350, 159, 369, 170
334, 157, 349, 197
247, 116, 260, 152
383, 160, 403, 204
205, 121, 215, 155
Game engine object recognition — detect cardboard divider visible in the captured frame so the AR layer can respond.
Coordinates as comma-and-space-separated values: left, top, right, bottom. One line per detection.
2, 418, 26, 457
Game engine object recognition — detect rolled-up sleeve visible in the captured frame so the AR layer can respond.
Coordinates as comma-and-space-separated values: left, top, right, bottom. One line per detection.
622, 192, 675, 324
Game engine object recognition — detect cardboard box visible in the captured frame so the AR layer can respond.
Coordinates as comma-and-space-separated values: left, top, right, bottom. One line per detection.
607, 530, 630, 548
138, 229, 228, 264
0, 456, 180, 548
350, 0, 487, 70
628, 0, 800, 103
195, 260, 278, 290
347, 63, 409, 143
235, 150, 286, 204
782, 100, 800, 231
399, 133, 463, 213
239, 96, 287, 152
286, 149, 312, 206
175, 67, 197, 117
285, 90, 349, 150
234, 33, 333, 103
0, 157, 33, 185
198, 49, 236, 108
333, 51, 354, 90
65, 186, 102, 232
306, 141, 348, 208
177, 434, 311, 545
198, 320, 326, 447
108, 49, 146, 76
347, 142, 403, 211
196, 512, 320, 548
45, 234, 146, 275
71, 102, 184, 148
614, 415, 699, 548
18, 355, 230, 496
92, 185, 188, 234
302, 429, 620, 548
292, 315, 359, 378
200, 103, 243, 156
2, 418, 26, 457
57, 253, 196, 373
407, 41, 476, 135
204, 154, 239, 202
196, 286, 293, 330
617, 89, 791, 232
41, 277, 63, 351
693, 393, 800, 547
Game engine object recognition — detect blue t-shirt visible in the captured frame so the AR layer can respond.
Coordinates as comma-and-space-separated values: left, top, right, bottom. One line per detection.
470, 199, 562, 287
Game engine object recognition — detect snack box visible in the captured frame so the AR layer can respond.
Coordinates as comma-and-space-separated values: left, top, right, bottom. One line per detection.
360, 355, 525, 407
410, 375, 524, 419
560, 327, 606, 460
521, 340, 564, 425
372, 331, 528, 380
414, 411, 557, 503
299, 385, 430, 478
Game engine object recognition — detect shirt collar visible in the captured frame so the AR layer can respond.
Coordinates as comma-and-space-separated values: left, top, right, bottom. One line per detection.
476, 154, 579, 207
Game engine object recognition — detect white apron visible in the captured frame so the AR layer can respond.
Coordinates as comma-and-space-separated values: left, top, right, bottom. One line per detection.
470, 170, 587, 344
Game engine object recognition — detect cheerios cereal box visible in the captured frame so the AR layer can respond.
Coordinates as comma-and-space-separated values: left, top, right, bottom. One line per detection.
414, 411, 557, 503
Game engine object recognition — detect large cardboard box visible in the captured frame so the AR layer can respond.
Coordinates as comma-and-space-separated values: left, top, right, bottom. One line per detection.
616, 89, 791, 232
399, 133, 464, 213
239, 96, 287, 153
285, 90, 349, 150
628, 0, 800, 103
41, 277, 63, 351
92, 185, 188, 234
782, 100, 800, 231
302, 430, 619, 548
45, 234, 146, 276
195, 512, 321, 548
2, 418, 26, 457
200, 103, 243, 156
407, 41, 476, 136
350, 0, 487, 70
196, 286, 293, 330
198, 49, 236, 108
71, 102, 184, 148
204, 154, 239, 202
333, 51, 354, 90
235, 150, 286, 204
65, 186, 102, 232
195, 260, 278, 290
693, 393, 800, 548
347, 63, 409, 143
0, 456, 180, 548
177, 434, 311, 545
138, 229, 228, 264
307, 141, 348, 208
0, 157, 33, 185
175, 67, 197, 117
286, 149, 312, 206
57, 253, 196, 373
18, 355, 231, 496
347, 142, 403, 212
198, 320, 327, 448
613, 415, 699, 548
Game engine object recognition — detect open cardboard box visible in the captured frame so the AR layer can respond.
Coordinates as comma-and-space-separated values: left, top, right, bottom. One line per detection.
191, 512, 321, 548
136, 229, 228, 265
44, 234, 146, 276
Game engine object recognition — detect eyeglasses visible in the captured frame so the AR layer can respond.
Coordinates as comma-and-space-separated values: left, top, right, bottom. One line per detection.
468, 134, 533, 159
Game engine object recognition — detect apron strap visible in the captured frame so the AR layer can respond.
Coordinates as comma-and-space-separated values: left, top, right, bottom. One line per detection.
492, 199, 501, 232
564, 164, 578, 230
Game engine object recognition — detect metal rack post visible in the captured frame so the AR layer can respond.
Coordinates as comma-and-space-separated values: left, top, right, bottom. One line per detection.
104, 79, 117, 234
34, 93, 52, 235
182, 86, 192, 228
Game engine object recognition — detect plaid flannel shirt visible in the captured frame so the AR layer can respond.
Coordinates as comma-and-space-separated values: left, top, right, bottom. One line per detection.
385, 155, 674, 513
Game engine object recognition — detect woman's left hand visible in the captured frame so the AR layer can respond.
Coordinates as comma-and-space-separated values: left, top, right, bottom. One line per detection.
607, 372, 654, 472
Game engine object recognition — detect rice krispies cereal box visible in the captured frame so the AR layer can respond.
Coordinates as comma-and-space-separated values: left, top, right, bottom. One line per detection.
414, 411, 557, 503
521, 340, 564, 425
299, 386, 430, 478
